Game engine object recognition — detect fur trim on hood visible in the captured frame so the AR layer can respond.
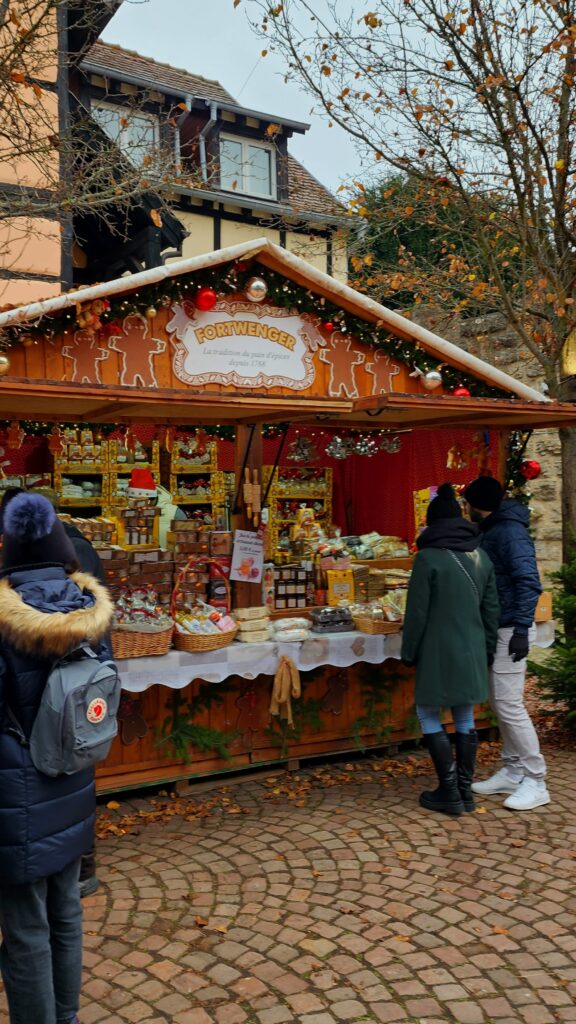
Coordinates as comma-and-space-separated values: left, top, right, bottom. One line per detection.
0, 570, 114, 659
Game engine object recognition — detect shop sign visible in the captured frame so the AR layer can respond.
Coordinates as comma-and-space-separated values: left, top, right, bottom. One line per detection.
167, 300, 323, 391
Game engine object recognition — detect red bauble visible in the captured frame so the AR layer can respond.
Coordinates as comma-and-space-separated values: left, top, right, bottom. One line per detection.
194, 286, 218, 311
323, 321, 335, 333
453, 385, 471, 397
520, 459, 541, 480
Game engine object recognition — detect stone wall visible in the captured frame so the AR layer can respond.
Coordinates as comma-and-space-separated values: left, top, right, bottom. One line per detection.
412, 308, 564, 581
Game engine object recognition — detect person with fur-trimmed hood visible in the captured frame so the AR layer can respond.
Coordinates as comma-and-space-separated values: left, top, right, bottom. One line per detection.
0, 493, 114, 1024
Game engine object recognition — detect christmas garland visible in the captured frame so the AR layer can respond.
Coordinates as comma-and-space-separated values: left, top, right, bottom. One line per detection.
0, 259, 511, 399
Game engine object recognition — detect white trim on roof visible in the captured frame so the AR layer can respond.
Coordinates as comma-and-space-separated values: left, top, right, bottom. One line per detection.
0, 237, 548, 404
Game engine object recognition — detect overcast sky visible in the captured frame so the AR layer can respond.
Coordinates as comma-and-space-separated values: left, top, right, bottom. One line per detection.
101, 0, 363, 193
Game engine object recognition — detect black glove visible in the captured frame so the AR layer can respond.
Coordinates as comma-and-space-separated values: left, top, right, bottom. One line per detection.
508, 629, 529, 663
402, 658, 415, 668
487, 653, 495, 668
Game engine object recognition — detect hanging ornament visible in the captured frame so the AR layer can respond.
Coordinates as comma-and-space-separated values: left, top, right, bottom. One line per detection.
323, 321, 335, 333
48, 425, 65, 456
245, 276, 268, 303
194, 286, 218, 312
325, 436, 351, 460
380, 435, 402, 454
287, 437, 320, 463
145, 305, 157, 320
520, 459, 541, 480
124, 426, 135, 454
422, 369, 443, 391
7, 420, 25, 449
453, 385, 471, 397
354, 435, 379, 457
163, 426, 175, 454
0, 353, 10, 376
21, 334, 35, 348
235, 260, 251, 273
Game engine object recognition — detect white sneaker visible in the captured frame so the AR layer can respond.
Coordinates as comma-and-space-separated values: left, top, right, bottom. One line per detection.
471, 767, 523, 795
503, 777, 550, 811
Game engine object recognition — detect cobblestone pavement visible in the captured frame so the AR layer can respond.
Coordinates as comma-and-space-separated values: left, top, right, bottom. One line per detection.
1, 743, 576, 1024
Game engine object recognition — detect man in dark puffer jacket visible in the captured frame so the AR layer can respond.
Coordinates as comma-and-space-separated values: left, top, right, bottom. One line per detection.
464, 477, 549, 812
0, 493, 114, 1024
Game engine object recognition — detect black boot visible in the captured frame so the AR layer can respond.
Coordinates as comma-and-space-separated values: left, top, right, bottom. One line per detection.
420, 731, 465, 816
455, 730, 478, 812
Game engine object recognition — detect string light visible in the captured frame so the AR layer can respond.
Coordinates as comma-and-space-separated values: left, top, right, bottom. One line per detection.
0, 262, 509, 398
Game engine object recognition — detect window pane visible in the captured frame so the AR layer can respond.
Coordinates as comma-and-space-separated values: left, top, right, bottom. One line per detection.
91, 104, 122, 140
120, 113, 158, 166
91, 105, 158, 167
220, 138, 243, 190
247, 144, 273, 196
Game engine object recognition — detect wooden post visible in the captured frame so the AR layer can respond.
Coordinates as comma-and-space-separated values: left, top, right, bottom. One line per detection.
232, 424, 263, 609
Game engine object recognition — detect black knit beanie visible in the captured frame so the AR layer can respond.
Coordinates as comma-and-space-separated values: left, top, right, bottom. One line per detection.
2, 493, 77, 570
464, 476, 504, 512
426, 483, 462, 524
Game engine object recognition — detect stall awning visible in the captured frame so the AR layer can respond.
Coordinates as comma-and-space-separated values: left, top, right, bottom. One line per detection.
1, 236, 576, 429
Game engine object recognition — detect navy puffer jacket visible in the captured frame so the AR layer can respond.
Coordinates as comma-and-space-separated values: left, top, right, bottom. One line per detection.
478, 500, 542, 630
0, 565, 114, 884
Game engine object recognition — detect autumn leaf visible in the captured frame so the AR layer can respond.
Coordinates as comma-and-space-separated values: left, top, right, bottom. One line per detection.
106, 800, 120, 811
475, 806, 487, 813
266, 123, 281, 137
395, 934, 411, 941
492, 926, 509, 935
150, 209, 162, 228
10, 70, 26, 84
195, 916, 209, 928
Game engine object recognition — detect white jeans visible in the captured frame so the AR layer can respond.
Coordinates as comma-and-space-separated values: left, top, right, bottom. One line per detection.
489, 626, 546, 780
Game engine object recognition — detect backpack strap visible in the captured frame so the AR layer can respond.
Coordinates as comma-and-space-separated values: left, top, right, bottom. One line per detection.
3, 706, 29, 748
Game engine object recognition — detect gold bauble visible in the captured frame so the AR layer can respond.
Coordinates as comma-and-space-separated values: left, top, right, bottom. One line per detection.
145, 306, 157, 319
0, 353, 11, 376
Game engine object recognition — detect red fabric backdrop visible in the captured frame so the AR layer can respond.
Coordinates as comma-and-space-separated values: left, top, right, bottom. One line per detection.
1, 425, 498, 544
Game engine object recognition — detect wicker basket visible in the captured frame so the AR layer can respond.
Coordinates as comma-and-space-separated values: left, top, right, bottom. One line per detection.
352, 615, 403, 635
171, 556, 237, 653
111, 623, 173, 659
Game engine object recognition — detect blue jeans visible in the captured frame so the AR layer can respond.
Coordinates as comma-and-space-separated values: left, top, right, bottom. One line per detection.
0, 858, 82, 1024
417, 704, 475, 735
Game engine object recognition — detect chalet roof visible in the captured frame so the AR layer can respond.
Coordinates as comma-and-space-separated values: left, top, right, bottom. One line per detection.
0, 236, 550, 408
86, 41, 237, 104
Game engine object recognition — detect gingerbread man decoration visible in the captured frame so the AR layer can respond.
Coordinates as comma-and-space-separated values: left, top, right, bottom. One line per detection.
365, 350, 401, 396
62, 329, 110, 384
108, 315, 166, 388
117, 694, 149, 746
318, 334, 365, 399
320, 670, 349, 716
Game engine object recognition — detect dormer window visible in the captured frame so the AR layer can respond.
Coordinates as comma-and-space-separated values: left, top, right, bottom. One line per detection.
219, 134, 277, 200
91, 102, 159, 167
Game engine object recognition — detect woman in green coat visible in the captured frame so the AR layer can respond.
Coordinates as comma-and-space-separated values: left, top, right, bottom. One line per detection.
401, 483, 500, 816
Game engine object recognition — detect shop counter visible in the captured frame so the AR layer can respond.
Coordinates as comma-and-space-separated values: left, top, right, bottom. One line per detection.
116, 630, 403, 692
116, 621, 553, 693
95, 622, 554, 794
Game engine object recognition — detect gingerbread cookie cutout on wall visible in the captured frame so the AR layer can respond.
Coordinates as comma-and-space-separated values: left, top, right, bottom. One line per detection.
62, 329, 110, 384
365, 350, 401, 395
318, 334, 365, 399
108, 315, 166, 388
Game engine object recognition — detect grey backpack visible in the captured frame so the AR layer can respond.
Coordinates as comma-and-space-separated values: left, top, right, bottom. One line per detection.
25, 645, 121, 777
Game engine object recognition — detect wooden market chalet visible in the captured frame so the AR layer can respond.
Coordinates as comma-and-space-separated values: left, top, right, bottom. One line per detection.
0, 237, 575, 791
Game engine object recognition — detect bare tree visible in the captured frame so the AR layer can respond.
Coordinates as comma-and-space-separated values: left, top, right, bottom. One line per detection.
0, 0, 190, 289
242, 0, 576, 556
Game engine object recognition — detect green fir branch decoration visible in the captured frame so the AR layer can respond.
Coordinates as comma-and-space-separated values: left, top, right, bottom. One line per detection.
351, 664, 399, 751
156, 685, 238, 764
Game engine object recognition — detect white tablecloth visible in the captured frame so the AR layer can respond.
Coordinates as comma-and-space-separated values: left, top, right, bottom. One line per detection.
117, 622, 553, 694
118, 630, 403, 693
